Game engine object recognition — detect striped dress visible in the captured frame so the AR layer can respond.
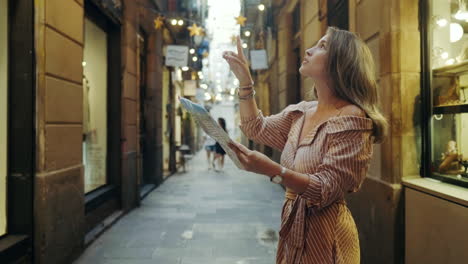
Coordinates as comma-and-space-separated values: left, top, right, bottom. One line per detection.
239, 101, 373, 264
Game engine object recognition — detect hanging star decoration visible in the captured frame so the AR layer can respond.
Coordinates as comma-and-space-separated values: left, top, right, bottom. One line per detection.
235, 15, 247, 27
231, 35, 237, 45
188, 23, 203, 36
154, 15, 164, 30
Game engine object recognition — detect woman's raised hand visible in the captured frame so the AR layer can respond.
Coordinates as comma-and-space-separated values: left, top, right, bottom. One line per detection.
222, 36, 253, 86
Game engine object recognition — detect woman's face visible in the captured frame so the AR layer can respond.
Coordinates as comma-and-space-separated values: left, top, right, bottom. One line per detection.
299, 34, 329, 79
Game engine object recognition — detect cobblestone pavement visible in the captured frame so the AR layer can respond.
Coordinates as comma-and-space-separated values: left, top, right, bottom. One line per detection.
74, 150, 285, 264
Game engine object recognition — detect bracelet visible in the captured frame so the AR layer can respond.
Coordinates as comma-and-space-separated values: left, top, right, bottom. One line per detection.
238, 89, 256, 100
238, 86, 254, 91
239, 81, 254, 89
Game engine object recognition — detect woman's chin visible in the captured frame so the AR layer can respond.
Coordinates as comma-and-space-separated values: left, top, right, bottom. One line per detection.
299, 66, 307, 76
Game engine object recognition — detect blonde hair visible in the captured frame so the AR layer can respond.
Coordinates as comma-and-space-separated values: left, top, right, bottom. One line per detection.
325, 27, 388, 143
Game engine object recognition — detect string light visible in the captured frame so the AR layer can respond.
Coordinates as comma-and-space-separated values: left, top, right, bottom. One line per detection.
436, 18, 448, 27
190, 48, 195, 54
182, 66, 189, 71
192, 56, 198, 62
450, 23, 464, 42
242, 43, 248, 49
244, 31, 251, 37
137, 4, 207, 32
258, 4, 265, 11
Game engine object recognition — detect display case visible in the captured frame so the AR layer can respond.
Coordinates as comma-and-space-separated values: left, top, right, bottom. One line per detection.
423, 0, 468, 187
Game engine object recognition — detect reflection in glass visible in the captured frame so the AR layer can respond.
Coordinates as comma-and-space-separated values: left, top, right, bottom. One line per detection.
83, 18, 108, 193
431, 0, 468, 185
0, 0, 8, 237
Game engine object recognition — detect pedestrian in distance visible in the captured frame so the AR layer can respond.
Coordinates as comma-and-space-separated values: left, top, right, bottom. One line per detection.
203, 132, 216, 170
213, 117, 227, 172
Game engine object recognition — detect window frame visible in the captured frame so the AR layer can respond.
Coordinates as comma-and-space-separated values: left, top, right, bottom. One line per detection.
420, 0, 468, 188
0, 0, 9, 240
0, 0, 35, 261
327, 0, 349, 30
83, 0, 122, 215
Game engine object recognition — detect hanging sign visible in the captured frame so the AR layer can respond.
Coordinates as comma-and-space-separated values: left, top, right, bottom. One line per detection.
165, 45, 189, 67
250, 49, 268, 70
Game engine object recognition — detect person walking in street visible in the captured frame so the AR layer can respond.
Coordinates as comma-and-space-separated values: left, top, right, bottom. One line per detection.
203, 132, 216, 170
213, 117, 227, 172
223, 27, 388, 264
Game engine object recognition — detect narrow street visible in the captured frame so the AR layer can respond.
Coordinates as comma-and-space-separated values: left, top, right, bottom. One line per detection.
75, 151, 285, 264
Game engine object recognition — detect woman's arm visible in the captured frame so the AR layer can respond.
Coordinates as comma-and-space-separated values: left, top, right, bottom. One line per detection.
223, 36, 258, 120
223, 37, 301, 150
239, 104, 304, 150
230, 129, 373, 209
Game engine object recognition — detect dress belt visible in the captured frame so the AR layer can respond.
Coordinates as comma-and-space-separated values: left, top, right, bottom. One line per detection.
280, 189, 346, 253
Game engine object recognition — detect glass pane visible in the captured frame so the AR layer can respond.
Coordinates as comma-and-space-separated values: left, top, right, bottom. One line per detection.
0, 0, 8, 237
83, 18, 108, 193
431, 0, 468, 185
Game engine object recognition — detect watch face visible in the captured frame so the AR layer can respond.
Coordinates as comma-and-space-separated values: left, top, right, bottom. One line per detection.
272, 175, 283, 184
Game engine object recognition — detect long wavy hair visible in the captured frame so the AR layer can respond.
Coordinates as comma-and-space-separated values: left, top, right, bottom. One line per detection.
324, 27, 388, 143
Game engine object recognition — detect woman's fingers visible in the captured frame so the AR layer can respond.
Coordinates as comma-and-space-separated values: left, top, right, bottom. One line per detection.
224, 55, 245, 68
232, 142, 250, 155
236, 36, 246, 61
223, 51, 241, 60
228, 142, 250, 169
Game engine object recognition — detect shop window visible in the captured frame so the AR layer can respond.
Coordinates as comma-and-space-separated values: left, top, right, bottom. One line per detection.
0, 0, 8, 237
83, 17, 108, 193
423, 0, 468, 187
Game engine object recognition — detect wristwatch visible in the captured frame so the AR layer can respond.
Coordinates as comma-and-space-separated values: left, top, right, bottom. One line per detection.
270, 166, 286, 184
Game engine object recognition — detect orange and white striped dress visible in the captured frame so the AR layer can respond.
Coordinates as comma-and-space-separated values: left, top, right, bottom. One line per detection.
239, 101, 373, 264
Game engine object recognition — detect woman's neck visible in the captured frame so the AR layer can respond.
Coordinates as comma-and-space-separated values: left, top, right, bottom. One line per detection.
314, 80, 347, 112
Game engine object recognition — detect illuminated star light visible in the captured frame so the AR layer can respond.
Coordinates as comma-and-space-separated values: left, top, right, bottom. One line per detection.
188, 23, 203, 36
235, 15, 247, 26
231, 35, 237, 45
154, 16, 164, 30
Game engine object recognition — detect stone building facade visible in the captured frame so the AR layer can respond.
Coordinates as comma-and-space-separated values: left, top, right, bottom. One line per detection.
0, 0, 188, 262
244, 0, 468, 263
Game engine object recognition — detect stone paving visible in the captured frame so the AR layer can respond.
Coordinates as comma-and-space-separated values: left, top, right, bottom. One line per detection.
74, 151, 285, 264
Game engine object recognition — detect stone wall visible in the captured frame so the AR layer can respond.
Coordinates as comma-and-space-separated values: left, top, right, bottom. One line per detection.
34, 0, 85, 263
33, 0, 167, 262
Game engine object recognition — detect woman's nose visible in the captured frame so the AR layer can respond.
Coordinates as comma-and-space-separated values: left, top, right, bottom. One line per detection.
305, 48, 313, 57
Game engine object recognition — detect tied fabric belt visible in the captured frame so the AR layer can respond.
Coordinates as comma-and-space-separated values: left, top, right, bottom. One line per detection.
279, 190, 312, 250
279, 189, 346, 264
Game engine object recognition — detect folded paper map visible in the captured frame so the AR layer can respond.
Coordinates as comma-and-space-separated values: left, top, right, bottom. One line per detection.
179, 97, 244, 169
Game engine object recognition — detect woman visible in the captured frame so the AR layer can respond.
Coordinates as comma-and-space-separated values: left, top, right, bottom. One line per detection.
213, 117, 227, 171
203, 132, 216, 170
223, 27, 387, 264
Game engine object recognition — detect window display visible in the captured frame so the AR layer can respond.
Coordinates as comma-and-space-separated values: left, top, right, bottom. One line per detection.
83, 18, 108, 193
429, 0, 468, 186
0, 0, 8, 236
